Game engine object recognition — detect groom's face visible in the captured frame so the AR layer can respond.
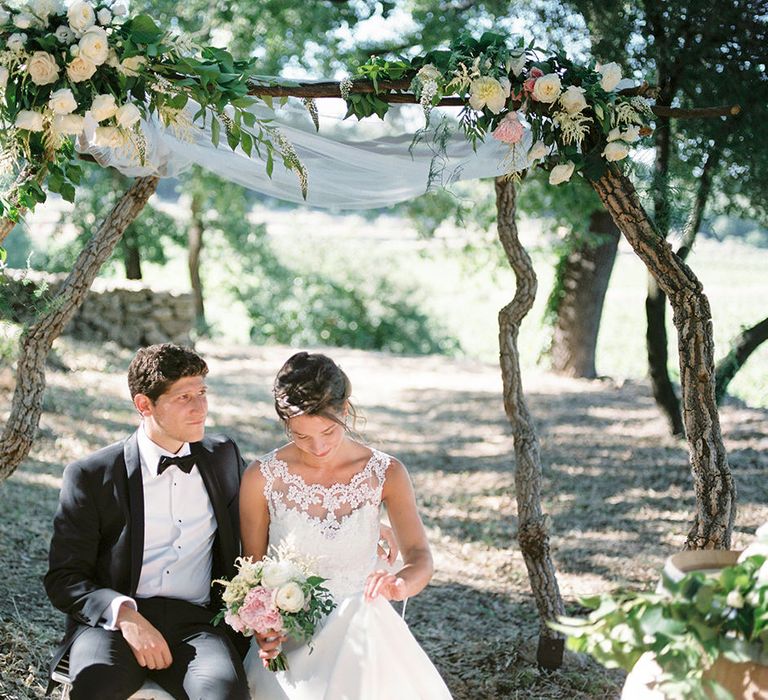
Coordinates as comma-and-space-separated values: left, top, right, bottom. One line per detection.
135, 374, 208, 451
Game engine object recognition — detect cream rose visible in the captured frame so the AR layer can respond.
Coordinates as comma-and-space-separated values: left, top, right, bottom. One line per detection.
261, 561, 300, 589
48, 87, 78, 114
119, 55, 147, 76
90, 94, 117, 121
53, 113, 85, 135
111, 3, 127, 17
532, 73, 562, 103
15, 110, 45, 132
417, 64, 441, 82
106, 48, 120, 68
0, 67, 9, 90
602, 141, 630, 162
559, 85, 587, 114
606, 127, 622, 142
273, 582, 305, 613
67, 0, 95, 35
67, 55, 96, 82
55, 25, 76, 43
7, 33, 28, 51
548, 161, 575, 185
94, 126, 126, 148
13, 13, 36, 29
115, 103, 141, 128
527, 140, 549, 162
79, 26, 109, 65
621, 125, 641, 143
27, 51, 60, 86
31, 0, 62, 20
598, 62, 622, 92
97, 8, 112, 25
468, 76, 508, 114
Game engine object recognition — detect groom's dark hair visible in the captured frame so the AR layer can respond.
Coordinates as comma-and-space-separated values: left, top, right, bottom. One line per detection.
128, 343, 208, 401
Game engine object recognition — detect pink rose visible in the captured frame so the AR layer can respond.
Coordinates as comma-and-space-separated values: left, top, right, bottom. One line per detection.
492, 112, 525, 144
238, 587, 284, 634
224, 610, 247, 634
523, 67, 544, 94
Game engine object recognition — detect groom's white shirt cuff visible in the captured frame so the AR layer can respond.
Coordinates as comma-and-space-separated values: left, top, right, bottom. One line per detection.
103, 595, 137, 630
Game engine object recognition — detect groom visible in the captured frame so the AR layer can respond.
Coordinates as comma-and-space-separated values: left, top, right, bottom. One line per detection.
44, 343, 250, 700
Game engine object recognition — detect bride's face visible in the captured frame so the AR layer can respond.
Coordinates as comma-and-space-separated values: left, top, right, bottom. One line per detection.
289, 412, 346, 460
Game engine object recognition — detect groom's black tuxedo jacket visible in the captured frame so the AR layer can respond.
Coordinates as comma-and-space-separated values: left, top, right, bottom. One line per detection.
44, 431, 249, 670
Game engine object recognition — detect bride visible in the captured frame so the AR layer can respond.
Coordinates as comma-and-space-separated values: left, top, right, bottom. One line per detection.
239, 351, 452, 700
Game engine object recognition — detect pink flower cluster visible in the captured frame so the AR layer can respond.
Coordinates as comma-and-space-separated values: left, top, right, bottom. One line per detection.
235, 587, 284, 634
492, 112, 524, 144
523, 67, 544, 94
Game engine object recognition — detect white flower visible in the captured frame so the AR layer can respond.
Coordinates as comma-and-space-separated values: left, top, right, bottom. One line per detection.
549, 161, 575, 185
55, 25, 76, 43
607, 127, 622, 142
261, 561, 301, 589
119, 55, 147, 76
468, 76, 508, 114
48, 87, 78, 114
67, 0, 95, 35
527, 140, 549, 162
53, 113, 85, 135
0, 67, 8, 90
417, 64, 441, 82
13, 13, 36, 29
508, 51, 526, 77
602, 140, 630, 162
70, 44, 79, 57
111, 3, 127, 16
738, 543, 768, 562
726, 590, 745, 609
27, 51, 60, 86
621, 125, 641, 143
79, 26, 109, 65
273, 581, 305, 613
598, 62, 622, 92
7, 32, 28, 51
90, 93, 117, 121
97, 7, 112, 25
66, 55, 96, 82
115, 102, 141, 128
94, 125, 126, 148
532, 73, 562, 103
0, 7, 10, 24
106, 48, 119, 67
15, 109, 45, 132
560, 85, 587, 114
31, 0, 63, 20
757, 561, 768, 586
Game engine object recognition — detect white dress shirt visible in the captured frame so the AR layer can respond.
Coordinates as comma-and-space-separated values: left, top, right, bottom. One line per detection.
104, 424, 217, 628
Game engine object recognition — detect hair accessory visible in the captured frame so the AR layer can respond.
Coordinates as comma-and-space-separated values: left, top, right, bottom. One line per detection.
273, 383, 306, 418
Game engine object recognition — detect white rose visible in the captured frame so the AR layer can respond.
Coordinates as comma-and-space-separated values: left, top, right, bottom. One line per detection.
94, 125, 126, 148
79, 26, 109, 65
0, 67, 8, 90
261, 561, 300, 589
527, 140, 549, 162
97, 8, 112, 25
621, 125, 641, 143
417, 64, 441, 82
70, 44, 79, 57
90, 93, 117, 121
55, 25, 76, 43
111, 3, 127, 16
468, 76, 508, 114
53, 113, 85, 135
559, 85, 587, 114
273, 582, 305, 613
598, 62, 622, 92
48, 87, 78, 114
602, 140, 630, 162
67, 0, 95, 34
15, 109, 45, 132
66, 55, 96, 82
726, 590, 745, 609
0, 7, 10, 24
106, 48, 119, 67
738, 543, 768, 562
27, 51, 60, 86
757, 561, 768, 586
115, 102, 141, 128
532, 73, 562, 103
31, 0, 62, 20
13, 13, 36, 29
119, 55, 147, 76
607, 127, 622, 142
508, 51, 526, 77
548, 161, 576, 185
7, 32, 28, 51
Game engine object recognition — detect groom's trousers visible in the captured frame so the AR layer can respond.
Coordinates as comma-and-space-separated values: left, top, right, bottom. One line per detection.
67, 597, 249, 700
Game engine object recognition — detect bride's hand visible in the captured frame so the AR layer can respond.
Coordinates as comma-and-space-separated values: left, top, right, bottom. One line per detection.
364, 570, 408, 602
377, 523, 399, 564
255, 629, 287, 666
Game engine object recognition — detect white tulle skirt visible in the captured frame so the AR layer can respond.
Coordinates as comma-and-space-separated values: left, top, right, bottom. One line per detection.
244, 594, 452, 700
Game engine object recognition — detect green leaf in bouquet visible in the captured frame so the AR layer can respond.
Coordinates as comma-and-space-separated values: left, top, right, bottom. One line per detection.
211, 116, 221, 147
127, 14, 164, 45
719, 636, 754, 664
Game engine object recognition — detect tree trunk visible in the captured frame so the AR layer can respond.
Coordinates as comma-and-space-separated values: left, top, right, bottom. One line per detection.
495, 176, 565, 669
715, 316, 768, 405
591, 167, 735, 550
549, 211, 621, 378
0, 176, 159, 480
121, 230, 143, 280
188, 192, 207, 332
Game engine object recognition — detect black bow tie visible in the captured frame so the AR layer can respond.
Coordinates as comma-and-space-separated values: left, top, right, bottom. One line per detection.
157, 453, 197, 476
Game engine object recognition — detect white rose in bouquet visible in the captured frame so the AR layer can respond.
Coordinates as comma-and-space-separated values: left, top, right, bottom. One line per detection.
468, 76, 508, 114
55, 25, 76, 43
94, 125, 126, 148
527, 140, 549, 163
115, 102, 141, 128
0, 67, 9, 90
602, 141, 630, 162
53, 114, 85, 135
67, 0, 96, 35
548, 161, 575, 185
90, 94, 117, 121
111, 3, 128, 17
15, 110, 45, 132
261, 561, 301, 588
273, 581, 306, 613
606, 127, 622, 142
31, 0, 63, 20
48, 87, 78, 114
559, 85, 587, 114
598, 62, 622, 92
119, 55, 147, 76
13, 13, 36, 29
416, 64, 441, 82
67, 55, 97, 82
97, 8, 112, 25
79, 26, 109, 65
532, 73, 562, 103
106, 48, 120, 67
621, 125, 641, 143
7, 32, 28, 51
27, 51, 60, 86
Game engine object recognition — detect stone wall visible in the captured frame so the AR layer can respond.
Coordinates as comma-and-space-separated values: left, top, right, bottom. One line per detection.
1, 269, 194, 348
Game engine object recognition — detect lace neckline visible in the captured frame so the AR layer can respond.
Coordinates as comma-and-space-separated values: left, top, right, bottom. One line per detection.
267, 447, 381, 492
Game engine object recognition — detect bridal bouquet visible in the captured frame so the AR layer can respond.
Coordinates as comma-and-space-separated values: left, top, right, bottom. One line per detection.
214, 547, 336, 671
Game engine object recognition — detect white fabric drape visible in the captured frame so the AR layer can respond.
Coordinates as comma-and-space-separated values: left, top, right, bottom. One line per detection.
80, 99, 530, 209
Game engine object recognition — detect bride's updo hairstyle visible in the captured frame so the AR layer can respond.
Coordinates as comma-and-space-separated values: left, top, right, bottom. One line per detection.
272, 352, 357, 429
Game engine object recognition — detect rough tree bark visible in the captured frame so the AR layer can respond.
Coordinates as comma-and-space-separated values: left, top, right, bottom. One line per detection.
0, 176, 159, 480
715, 316, 768, 405
591, 166, 735, 550
549, 211, 621, 378
495, 175, 565, 669
188, 191, 207, 332
121, 230, 143, 280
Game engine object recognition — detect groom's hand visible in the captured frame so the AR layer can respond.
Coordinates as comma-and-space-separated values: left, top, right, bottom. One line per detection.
116, 605, 173, 670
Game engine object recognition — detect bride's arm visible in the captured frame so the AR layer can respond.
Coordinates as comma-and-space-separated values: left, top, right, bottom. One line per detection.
239, 460, 270, 560
365, 458, 434, 601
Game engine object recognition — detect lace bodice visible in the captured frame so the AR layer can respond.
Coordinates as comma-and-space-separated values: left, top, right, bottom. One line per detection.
259, 448, 391, 601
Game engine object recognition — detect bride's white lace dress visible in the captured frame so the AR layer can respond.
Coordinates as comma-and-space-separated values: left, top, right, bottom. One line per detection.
244, 448, 452, 700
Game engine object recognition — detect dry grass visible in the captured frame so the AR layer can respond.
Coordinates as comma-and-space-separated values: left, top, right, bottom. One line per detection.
1, 338, 767, 700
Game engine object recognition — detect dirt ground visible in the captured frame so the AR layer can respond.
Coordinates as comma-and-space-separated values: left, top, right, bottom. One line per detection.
1, 339, 766, 700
